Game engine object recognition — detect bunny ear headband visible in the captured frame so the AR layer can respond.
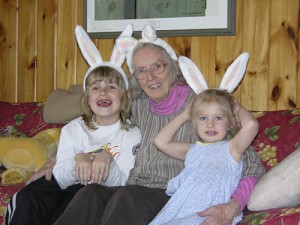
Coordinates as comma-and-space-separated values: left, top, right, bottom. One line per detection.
114, 23, 249, 94
75, 24, 134, 91
178, 52, 250, 94
116, 24, 178, 74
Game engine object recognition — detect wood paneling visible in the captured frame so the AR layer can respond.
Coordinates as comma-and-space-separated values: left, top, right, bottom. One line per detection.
0, 0, 17, 102
269, 0, 299, 110
0, 0, 299, 111
36, 0, 57, 102
18, 0, 36, 102
56, 0, 78, 90
242, 0, 270, 111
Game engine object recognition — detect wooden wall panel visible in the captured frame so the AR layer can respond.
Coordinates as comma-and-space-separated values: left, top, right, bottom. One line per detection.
164, 37, 191, 58
0, 0, 17, 102
242, 0, 270, 111
75, 0, 88, 85
36, 0, 57, 102
97, 39, 115, 61
56, 0, 78, 90
190, 36, 216, 88
0, 0, 299, 111
17, 0, 36, 102
269, 0, 298, 110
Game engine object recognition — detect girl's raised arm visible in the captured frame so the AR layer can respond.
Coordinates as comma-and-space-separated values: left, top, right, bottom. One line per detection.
230, 102, 259, 162
154, 104, 192, 160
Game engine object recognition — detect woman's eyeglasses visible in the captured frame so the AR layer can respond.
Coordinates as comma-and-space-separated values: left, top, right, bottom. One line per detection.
133, 62, 168, 80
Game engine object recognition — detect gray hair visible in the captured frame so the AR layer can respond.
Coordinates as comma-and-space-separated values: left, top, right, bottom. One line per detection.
129, 42, 187, 98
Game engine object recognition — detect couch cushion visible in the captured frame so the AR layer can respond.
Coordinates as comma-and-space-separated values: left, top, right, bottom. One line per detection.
43, 89, 83, 124
0, 126, 28, 138
0, 101, 63, 137
247, 148, 300, 211
251, 108, 300, 171
241, 207, 300, 225
0, 182, 24, 224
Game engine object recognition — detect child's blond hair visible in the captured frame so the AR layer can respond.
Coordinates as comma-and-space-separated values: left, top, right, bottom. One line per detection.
191, 89, 239, 140
81, 66, 133, 131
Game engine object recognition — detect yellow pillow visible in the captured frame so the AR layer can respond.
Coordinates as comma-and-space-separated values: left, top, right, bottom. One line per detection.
0, 128, 61, 185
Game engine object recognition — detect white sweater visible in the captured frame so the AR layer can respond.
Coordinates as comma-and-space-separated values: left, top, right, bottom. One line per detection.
53, 117, 141, 189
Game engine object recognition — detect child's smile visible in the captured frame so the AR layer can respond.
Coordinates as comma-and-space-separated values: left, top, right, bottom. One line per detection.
97, 99, 112, 107
196, 103, 230, 143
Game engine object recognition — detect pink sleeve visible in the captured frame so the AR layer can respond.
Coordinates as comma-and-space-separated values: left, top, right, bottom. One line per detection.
231, 176, 258, 211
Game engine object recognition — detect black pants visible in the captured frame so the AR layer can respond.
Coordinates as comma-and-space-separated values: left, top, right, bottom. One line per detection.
53, 184, 170, 225
6, 177, 83, 225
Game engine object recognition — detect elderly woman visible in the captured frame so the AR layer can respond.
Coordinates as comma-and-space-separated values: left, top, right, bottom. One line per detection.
50, 25, 265, 225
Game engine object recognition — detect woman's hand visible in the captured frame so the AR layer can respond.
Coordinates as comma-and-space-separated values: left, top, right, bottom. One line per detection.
197, 198, 241, 225
26, 155, 56, 185
75, 153, 92, 186
91, 151, 113, 184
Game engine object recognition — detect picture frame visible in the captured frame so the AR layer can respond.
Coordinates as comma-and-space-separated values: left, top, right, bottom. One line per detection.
83, 0, 236, 38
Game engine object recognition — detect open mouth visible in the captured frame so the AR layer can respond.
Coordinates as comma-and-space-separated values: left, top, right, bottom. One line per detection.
149, 83, 161, 89
97, 99, 112, 107
206, 131, 217, 135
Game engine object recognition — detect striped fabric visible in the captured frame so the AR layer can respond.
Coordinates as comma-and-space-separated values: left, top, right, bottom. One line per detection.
126, 90, 265, 189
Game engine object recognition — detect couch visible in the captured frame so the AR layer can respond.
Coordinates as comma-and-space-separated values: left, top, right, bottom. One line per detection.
0, 101, 64, 225
0, 100, 299, 225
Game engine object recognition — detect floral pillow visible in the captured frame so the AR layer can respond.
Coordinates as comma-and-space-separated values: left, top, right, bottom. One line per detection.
239, 108, 300, 224
0, 174, 24, 224
251, 108, 300, 171
0, 126, 27, 138
0, 101, 63, 138
241, 207, 300, 225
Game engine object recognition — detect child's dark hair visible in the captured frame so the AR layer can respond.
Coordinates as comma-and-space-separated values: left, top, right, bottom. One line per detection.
81, 66, 133, 131
191, 89, 239, 140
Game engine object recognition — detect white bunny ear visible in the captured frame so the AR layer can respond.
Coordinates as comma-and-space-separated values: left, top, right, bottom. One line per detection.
123, 24, 178, 74
141, 24, 157, 42
76, 24, 133, 91
219, 52, 250, 93
116, 36, 137, 54
178, 56, 208, 95
110, 24, 134, 66
75, 25, 102, 66
141, 24, 177, 62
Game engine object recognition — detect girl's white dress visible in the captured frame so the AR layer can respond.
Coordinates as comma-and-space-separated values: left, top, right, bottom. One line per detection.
149, 141, 243, 225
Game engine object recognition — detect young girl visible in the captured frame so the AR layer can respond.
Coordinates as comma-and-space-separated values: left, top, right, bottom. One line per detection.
6, 66, 141, 225
150, 89, 259, 225
6, 25, 141, 225
53, 66, 141, 189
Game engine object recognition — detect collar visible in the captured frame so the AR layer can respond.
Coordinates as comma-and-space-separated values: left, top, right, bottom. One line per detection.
150, 84, 190, 115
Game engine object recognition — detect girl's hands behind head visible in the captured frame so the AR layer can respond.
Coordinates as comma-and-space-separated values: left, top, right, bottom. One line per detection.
182, 99, 194, 121
233, 99, 242, 128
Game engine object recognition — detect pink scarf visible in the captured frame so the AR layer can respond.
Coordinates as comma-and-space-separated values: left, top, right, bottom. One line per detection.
150, 84, 190, 115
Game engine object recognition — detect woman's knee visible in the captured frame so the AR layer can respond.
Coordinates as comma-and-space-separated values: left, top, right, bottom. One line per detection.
110, 185, 149, 204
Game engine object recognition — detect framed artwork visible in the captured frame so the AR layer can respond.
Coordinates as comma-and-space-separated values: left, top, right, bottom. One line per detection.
84, 0, 236, 38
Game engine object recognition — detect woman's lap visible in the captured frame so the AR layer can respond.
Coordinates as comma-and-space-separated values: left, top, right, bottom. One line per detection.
53, 184, 120, 225
54, 184, 170, 225
102, 185, 170, 225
